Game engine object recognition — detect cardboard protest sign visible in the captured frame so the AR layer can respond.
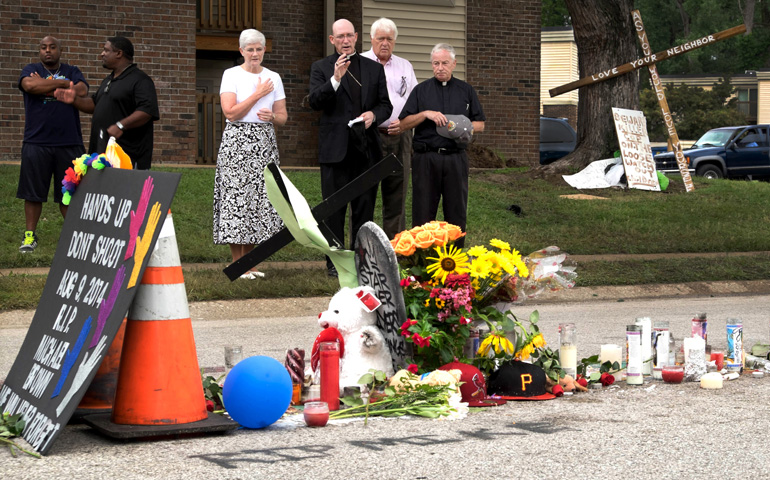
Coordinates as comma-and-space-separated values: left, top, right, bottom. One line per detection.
0, 168, 180, 455
611, 107, 661, 191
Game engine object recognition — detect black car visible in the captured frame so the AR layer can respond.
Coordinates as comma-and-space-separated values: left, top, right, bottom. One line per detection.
540, 117, 577, 165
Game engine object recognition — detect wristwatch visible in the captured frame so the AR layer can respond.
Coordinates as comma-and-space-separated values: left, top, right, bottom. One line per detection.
116, 121, 124, 131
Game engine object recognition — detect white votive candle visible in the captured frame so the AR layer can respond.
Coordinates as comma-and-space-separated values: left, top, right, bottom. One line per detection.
600, 344, 623, 381
700, 372, 723, 389
560, 344, 577, 376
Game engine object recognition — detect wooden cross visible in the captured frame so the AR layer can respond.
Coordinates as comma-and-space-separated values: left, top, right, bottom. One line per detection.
223, 154, 401, 280
550, 12, 746, 192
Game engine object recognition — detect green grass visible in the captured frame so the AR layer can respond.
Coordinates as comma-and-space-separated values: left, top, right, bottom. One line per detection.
2, 163, 770, 310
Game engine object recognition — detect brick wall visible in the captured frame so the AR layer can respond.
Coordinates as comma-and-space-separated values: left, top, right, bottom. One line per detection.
466, 0, 540, 164
260, 0, 363, 167
0, 1, 197, 164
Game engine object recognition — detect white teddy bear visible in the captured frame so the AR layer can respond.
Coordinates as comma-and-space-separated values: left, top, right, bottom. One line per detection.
317, 286, 394, 390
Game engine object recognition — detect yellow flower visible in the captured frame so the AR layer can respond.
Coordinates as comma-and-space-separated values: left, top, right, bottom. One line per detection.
478, 333, 515, 358
481, 251, 504, 277
468, 258, 492, 279
467, 245, 488, 257
424, 299, 431, 307
516, 343, 535, 361
532, 333, 546, 348
426, 244, 470, 284
489, 238, 510, 251
435, 298, 446, 309
497, 248, 529, 278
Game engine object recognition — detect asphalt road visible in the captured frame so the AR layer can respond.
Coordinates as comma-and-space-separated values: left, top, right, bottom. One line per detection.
2, 291, 770, 479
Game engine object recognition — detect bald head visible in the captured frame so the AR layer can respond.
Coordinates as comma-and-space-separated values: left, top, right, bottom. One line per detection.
38, 36, 63, 68
329, 18, 357, 56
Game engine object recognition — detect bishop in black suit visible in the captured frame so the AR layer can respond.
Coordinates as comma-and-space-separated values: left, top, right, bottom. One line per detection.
309, 19, 392, 275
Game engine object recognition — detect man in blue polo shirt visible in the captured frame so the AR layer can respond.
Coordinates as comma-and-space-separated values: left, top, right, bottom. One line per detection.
17, 35, 89, 253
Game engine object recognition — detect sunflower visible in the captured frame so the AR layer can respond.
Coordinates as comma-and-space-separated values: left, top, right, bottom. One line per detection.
532, 333, 546, 348
426, 245, 470, 284
500, 249, 529, 277
478, 333, 515, 358
489, 238, 511, 251
515, 342, 535, 360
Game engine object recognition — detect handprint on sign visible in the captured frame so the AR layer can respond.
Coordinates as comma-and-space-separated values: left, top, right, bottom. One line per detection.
56, 335, 109, 417
127, 202, 162, 289
89, 265, 126, 348
124, 176, 155, 260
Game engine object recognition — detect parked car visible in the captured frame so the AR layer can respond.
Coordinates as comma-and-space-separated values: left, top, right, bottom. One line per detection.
540, 116, 577, 165
654, 125, 770, 179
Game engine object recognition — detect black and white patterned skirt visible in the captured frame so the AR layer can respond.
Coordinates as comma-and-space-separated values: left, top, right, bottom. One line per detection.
213, 121, 284, 245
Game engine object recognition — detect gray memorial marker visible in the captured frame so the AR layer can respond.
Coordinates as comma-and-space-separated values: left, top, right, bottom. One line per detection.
354, 222, 410, 370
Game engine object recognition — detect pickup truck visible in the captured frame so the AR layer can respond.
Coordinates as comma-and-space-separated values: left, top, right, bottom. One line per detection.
654, 125, 770, 179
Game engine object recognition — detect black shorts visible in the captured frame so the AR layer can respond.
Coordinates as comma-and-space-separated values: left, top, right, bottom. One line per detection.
17, 143, 85, 204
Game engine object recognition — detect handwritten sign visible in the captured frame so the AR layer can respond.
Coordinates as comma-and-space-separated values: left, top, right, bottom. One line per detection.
355, 222, 409, 370
612, 107, 660, 191
0, 168, 180, 455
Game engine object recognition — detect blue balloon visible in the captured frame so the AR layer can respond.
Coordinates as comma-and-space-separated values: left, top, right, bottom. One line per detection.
223, 355, 292, 428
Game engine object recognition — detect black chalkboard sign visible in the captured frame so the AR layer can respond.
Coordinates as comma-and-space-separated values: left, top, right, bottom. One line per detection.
0, 168, 180, 455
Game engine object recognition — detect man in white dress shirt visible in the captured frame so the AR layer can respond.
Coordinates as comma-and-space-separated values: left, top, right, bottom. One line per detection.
362, 17, 418, 239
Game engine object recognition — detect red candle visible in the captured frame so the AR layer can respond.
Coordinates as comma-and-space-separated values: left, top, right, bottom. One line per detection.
303, 401, 330, 427
319, 341, 340, 411
661, 365, 684, 383
711, 351, 725, 370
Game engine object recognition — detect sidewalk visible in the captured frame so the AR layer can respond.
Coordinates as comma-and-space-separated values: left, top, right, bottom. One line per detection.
3, 250, 769, 277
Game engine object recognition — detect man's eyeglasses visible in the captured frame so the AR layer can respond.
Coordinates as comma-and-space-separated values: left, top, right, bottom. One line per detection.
334, 33, 356, 40
104, 79, 111, 93
398, 76, 407, 97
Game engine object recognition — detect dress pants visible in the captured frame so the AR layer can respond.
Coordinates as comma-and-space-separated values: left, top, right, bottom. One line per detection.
377, 129, 412, 240
411, 149, 468, 248
320, 150, 377, 267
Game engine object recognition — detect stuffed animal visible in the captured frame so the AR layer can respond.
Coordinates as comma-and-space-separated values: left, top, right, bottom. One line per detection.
314, 286, 394, 390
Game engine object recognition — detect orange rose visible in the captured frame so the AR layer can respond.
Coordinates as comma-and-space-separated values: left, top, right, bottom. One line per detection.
393, 231, 417, 256
391, 231, 403, 244
413, 230, 435, 249
422, 222, 440, 231
432, 229, 449, 247
409, 225, 424, 237
445, 224, 466, 242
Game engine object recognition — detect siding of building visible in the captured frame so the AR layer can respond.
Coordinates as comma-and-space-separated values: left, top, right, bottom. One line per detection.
758, 70, 770, 124
362, 0, 467, 81
541, 27, 578, 128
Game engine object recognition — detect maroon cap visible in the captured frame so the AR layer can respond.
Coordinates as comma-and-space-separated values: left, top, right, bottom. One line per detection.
487, 361, 556, 401
439, 361, 507, 407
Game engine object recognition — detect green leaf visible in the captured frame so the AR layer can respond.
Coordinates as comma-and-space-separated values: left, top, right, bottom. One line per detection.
589, 372, 601, 382
358, 373, 373, 385
529, 310, 540, 324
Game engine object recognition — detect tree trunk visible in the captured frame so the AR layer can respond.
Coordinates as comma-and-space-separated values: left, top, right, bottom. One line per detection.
543, 0, 640, 173
738, 0, 755, 34
675, 0, 691, 36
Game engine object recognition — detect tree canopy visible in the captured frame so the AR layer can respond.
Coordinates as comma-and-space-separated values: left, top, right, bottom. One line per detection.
543, 0, 770, 75
640, 78, 747, 141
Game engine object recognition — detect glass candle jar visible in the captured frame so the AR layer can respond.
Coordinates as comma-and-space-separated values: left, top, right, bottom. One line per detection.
559, 323, 577, 377
303, 401, 330, 427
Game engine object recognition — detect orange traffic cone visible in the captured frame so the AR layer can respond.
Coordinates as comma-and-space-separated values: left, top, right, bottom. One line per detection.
72, 318, 126, 420
111, 212, 208, 425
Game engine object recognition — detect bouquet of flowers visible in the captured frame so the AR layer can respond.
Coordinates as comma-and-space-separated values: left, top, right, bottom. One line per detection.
392, 221, 567, 375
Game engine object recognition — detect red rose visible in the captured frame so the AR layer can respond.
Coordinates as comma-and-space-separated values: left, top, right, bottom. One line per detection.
576, 377, 588, 388
551, 385, 564, 397
600, 372, 615, 386
407, 364, 419, 374
205, 399, 215, 412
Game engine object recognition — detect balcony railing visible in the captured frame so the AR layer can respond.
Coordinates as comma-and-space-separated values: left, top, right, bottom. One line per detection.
197, 93, 225, 164
197, 0, 262, 31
